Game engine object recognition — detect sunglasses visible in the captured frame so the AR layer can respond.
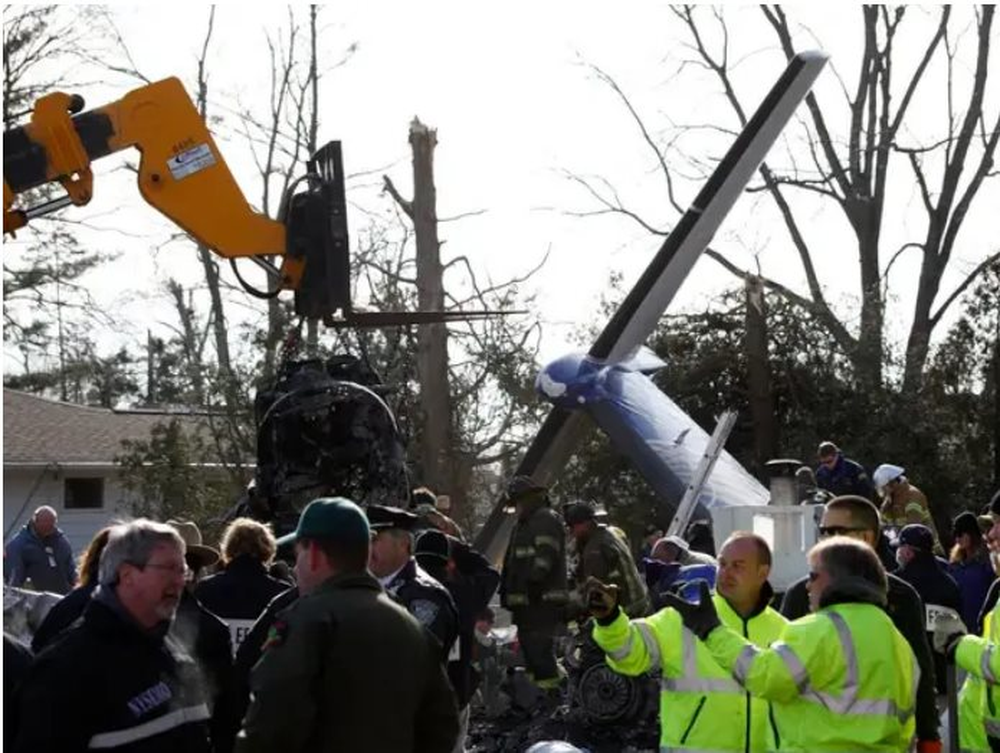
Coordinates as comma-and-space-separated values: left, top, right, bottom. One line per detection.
819, 525, 868, 538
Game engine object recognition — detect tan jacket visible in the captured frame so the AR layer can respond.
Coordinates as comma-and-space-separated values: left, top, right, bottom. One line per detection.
881, 481, 942, 554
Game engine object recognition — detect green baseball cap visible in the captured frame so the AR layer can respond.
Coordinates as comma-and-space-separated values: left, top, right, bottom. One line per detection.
276, 497, 370, 547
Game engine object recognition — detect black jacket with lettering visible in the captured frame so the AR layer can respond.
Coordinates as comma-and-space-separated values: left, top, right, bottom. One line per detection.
385, 558, 459, 662
195, 556, 289, 650
195, 556, 289, 621
223, 587, 298, 753
12, 591, 212, 753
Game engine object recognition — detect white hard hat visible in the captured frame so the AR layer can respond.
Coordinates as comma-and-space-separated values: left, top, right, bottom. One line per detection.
873, 464, 905, 492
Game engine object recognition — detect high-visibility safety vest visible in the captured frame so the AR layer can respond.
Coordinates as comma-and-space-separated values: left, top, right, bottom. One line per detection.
956, 598, 1000, 747
704, 601, 919, 753
592, 592, 787, 752
956, 602, 991, 753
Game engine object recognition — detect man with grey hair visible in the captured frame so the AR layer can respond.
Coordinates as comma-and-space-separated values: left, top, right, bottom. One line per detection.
12, 519, 213, 752
5, 505, 76, 594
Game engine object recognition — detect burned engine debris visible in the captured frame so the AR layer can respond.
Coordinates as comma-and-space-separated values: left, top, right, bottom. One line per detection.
250, 355, 409, 535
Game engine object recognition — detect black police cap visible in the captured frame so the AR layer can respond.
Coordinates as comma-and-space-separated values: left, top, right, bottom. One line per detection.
366, 504, 420, 532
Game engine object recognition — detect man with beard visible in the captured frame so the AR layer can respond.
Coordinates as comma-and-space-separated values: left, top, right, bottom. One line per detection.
12, 520, 212, 752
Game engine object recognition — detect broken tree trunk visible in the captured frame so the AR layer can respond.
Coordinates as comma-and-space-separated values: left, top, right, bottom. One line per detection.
745, 276, 777, 478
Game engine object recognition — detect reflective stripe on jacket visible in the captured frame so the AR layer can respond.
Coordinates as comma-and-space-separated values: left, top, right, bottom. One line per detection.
580, 526, 649, 618
705, 601, 918, 753
882, 482, 943, 554
501, 503, 568, 610
956, 599, 1000, 745
593, 592, 786, 751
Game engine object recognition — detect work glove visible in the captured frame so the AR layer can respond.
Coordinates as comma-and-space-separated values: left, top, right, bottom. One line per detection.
584, 577, 620, 623
659, 580, 721, 640
931, 610, 967, 660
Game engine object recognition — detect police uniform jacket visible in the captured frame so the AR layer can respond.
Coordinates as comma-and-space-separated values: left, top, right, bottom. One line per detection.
235, 571, 459, 753
12, 590, 212, 753
385, 558, 459, 661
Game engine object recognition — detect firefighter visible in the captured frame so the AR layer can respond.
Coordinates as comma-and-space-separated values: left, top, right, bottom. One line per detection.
499, 476, 569, 696
873, 463, 943, 554
663, 536, 919, 752
563, 501, 648, 618
587, 532, 787, 751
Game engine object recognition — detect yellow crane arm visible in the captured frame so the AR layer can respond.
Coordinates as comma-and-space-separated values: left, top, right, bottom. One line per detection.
4, 77, 303, 290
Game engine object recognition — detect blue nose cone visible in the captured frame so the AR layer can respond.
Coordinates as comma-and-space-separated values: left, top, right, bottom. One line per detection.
536, 353, 600, 409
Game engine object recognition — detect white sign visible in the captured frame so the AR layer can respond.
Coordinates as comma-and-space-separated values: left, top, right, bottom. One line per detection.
925, 603, 963, 631
167, 143, 216, 181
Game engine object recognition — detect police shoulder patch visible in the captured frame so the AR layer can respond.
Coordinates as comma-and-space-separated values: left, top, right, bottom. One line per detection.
262, 619, 289, 651
410, 598, 440, 627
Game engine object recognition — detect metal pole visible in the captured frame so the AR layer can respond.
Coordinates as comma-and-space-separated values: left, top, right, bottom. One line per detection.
947, 661, 959, 753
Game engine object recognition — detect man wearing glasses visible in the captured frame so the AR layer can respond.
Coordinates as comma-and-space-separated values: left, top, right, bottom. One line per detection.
661, 537, 919, 752
780, 495, 941, 753
12, 519, 214, 752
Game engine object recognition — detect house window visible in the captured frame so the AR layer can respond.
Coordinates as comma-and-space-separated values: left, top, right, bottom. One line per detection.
64, 478, 104, 509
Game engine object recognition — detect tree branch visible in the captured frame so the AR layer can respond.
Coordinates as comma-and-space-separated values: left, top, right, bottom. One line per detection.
930, 252, 1000, 328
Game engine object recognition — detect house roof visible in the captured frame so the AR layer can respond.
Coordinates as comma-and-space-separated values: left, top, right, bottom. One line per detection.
3, 389, 213, 466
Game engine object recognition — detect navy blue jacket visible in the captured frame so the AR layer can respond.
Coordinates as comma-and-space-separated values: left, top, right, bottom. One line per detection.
896, 553, 962, 695
194, 556, 289, 652
12, 592, 212, 753
385, 559, 459, 663
814, 453, 875, 500
5, 524, 76, 594
948, 553, 996, 634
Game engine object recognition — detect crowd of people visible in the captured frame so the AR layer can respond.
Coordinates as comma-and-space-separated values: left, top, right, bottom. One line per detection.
497, 442, 1000, 753
4, 437, 1000, 752
4, 490, 498, 753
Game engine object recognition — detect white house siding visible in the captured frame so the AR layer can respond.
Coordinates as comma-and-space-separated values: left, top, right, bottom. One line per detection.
3, 465, 140, 555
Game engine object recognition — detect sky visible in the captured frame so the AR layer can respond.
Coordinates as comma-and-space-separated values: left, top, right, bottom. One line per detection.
4, 2, 997, 378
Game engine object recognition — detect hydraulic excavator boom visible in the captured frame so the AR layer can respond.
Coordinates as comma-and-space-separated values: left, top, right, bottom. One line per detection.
4, 77, 350, 319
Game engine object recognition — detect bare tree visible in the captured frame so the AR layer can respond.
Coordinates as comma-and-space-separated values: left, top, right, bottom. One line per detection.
384, 119, 455, 507
382, 120, 546, 526
568, 5, 999, 395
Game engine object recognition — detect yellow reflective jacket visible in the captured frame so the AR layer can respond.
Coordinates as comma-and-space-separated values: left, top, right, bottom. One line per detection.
704, 601, 918, 753
592, 590, 786, 752
956, 598, 1000, 743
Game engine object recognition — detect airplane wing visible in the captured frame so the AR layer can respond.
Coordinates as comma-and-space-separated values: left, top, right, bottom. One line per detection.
475, 51, 829, 561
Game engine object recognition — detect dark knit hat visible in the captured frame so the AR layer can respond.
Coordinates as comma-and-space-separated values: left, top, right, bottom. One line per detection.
953, 511, 982, 539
